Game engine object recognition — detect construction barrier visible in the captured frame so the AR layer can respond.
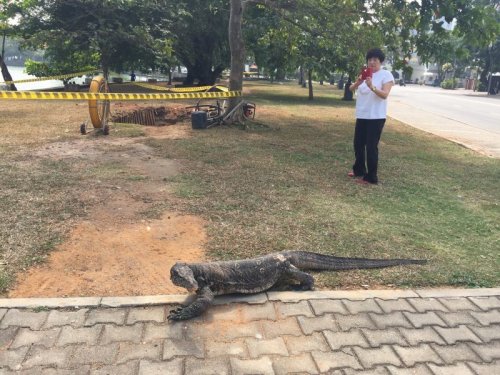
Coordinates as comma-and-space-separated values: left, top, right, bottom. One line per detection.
132, 82, 229, 92
0, 69, 98, 85
0, 90, 241, 101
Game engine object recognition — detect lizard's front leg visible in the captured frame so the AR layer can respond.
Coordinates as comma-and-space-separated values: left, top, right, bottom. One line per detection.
168, 286, 214, 321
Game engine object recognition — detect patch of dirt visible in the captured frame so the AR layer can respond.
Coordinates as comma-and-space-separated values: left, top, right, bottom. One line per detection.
9, 124, 207, 297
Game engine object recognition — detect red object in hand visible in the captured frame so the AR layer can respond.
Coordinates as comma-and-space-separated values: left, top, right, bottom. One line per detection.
361, 67, 373, 80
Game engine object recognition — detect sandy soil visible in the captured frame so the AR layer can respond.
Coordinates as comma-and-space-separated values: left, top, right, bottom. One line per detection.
9, 122, 207, 297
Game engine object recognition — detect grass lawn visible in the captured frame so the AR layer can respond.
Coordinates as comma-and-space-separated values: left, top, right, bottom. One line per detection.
147, 81, 500, 289
0, 81, 498, 292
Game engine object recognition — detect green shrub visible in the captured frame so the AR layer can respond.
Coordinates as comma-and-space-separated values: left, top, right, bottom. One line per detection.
477, 82, 487, 92
440, 78, 456, 90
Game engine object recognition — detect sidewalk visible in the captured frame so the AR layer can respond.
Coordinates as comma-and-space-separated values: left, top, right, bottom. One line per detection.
1, 288, 499, 374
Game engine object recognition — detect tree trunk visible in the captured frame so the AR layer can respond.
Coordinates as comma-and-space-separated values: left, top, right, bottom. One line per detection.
298, 66, 303, 85
0, 56, 17, 91
308, 69, 313, 100
227, 0, 245, 122
1, 33, 17, 91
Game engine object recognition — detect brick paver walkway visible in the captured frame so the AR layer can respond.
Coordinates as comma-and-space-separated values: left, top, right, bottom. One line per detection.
1, 288, 499, 374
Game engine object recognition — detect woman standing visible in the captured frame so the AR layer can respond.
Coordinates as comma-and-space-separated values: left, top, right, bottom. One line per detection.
348, 48, 395, 185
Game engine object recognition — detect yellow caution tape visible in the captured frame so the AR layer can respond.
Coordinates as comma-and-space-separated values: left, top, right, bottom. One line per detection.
0, 70, 98, 85
0, 90, 241, 101
132, 82, 229, 92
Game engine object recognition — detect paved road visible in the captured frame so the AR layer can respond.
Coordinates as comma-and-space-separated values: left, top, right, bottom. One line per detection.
388, 85, 500, 157
1, 289, 499, 374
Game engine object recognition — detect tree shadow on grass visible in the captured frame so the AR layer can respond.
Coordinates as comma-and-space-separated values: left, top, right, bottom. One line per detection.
249, 91, 356, 108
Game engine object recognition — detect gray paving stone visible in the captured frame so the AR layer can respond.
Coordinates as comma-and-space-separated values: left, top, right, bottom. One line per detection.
407, 298, 449, 313
433, 325, 482, 345
416, 288, 500, 298
309, 299, 348, 315
116, 342, 161, 364
362, 328, 407, 347
0, 310, 48, 330
43, 365, 91, 375
403, 312, 446, 328
344, 367, 390, 375
23, 345, 73, 368
398, 327, 446, 346
467, 359, 500, 375
0, 297, 100, 310
438, 298, 481, 312
469, 341, 500, 362
297, 314, 338, 335
69, 343, 119, 366
185, 357, 230, 375
85, 308, 127, 326
431, 342, 481, 363
311, 349, 363, 372
127, 306, 165, 324
276, 301, 314, 318
393, 344, 443, 367
469, 324, 500, 342
375, 299, 416, 313
370, 312, 413, 329
143, 322, 185, 341
387, 364, 433, 374
323, 329, 370, 350
138, 359, 183, 375
247, 337, 288, 358
10, 328, 60, 349
436, 311, 480, 327
163, 338, 204, 360
206, 339, 247, 358
284, 332, 329, 354
470, 310, 500, 325
262, 317, 302, 338
57, 325, 102, 346
44, 309, 88, 328
334, 313, 377, 331
273, 353, 319, 375
426, 362, 475, 375
353, 345, 402, 368
0, 327, 18, 349
188, 320, 263, 341
0, 347, 29, 371
230, 357, 274, 375
343, 299, 383, 314
101, 323, 143, 344
0, 308, 6, 320
91, 361, 138, 375
469, 296, 500, 311
204, 304, 243, 322
240, 302, 277, 322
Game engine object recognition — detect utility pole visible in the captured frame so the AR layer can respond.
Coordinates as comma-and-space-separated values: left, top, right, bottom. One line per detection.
487, 43, 493, 95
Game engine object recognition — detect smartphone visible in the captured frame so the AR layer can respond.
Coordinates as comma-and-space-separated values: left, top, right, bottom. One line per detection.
361, 67, 373, 80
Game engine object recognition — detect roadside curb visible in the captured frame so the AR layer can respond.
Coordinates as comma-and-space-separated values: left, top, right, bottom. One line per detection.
1, 288, 499, 309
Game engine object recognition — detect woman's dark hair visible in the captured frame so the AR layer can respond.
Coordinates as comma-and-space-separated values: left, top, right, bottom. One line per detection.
366, 48, 385, 63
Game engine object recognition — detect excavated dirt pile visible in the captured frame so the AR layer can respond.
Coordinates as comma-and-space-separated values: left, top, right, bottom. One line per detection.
111, 104, 190, 126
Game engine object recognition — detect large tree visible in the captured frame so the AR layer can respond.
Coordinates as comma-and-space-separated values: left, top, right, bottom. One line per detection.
0, 0, 19, 90
172, 0, 230, 85
18, 0, 173, 79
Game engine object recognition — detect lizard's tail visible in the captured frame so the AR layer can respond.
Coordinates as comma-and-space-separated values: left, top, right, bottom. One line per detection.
283, 251, 427, 271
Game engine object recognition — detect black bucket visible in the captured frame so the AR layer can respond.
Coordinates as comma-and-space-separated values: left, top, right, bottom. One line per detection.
191, 111, 208, 129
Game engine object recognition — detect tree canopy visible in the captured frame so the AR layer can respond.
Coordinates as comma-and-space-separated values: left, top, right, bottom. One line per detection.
0, 0, 497, 95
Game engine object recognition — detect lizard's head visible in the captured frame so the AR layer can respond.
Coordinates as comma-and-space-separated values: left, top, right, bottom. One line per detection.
170, 263, 198, 292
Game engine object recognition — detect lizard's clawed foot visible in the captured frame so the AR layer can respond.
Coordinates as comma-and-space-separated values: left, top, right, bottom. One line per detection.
168, 306, 193, 321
